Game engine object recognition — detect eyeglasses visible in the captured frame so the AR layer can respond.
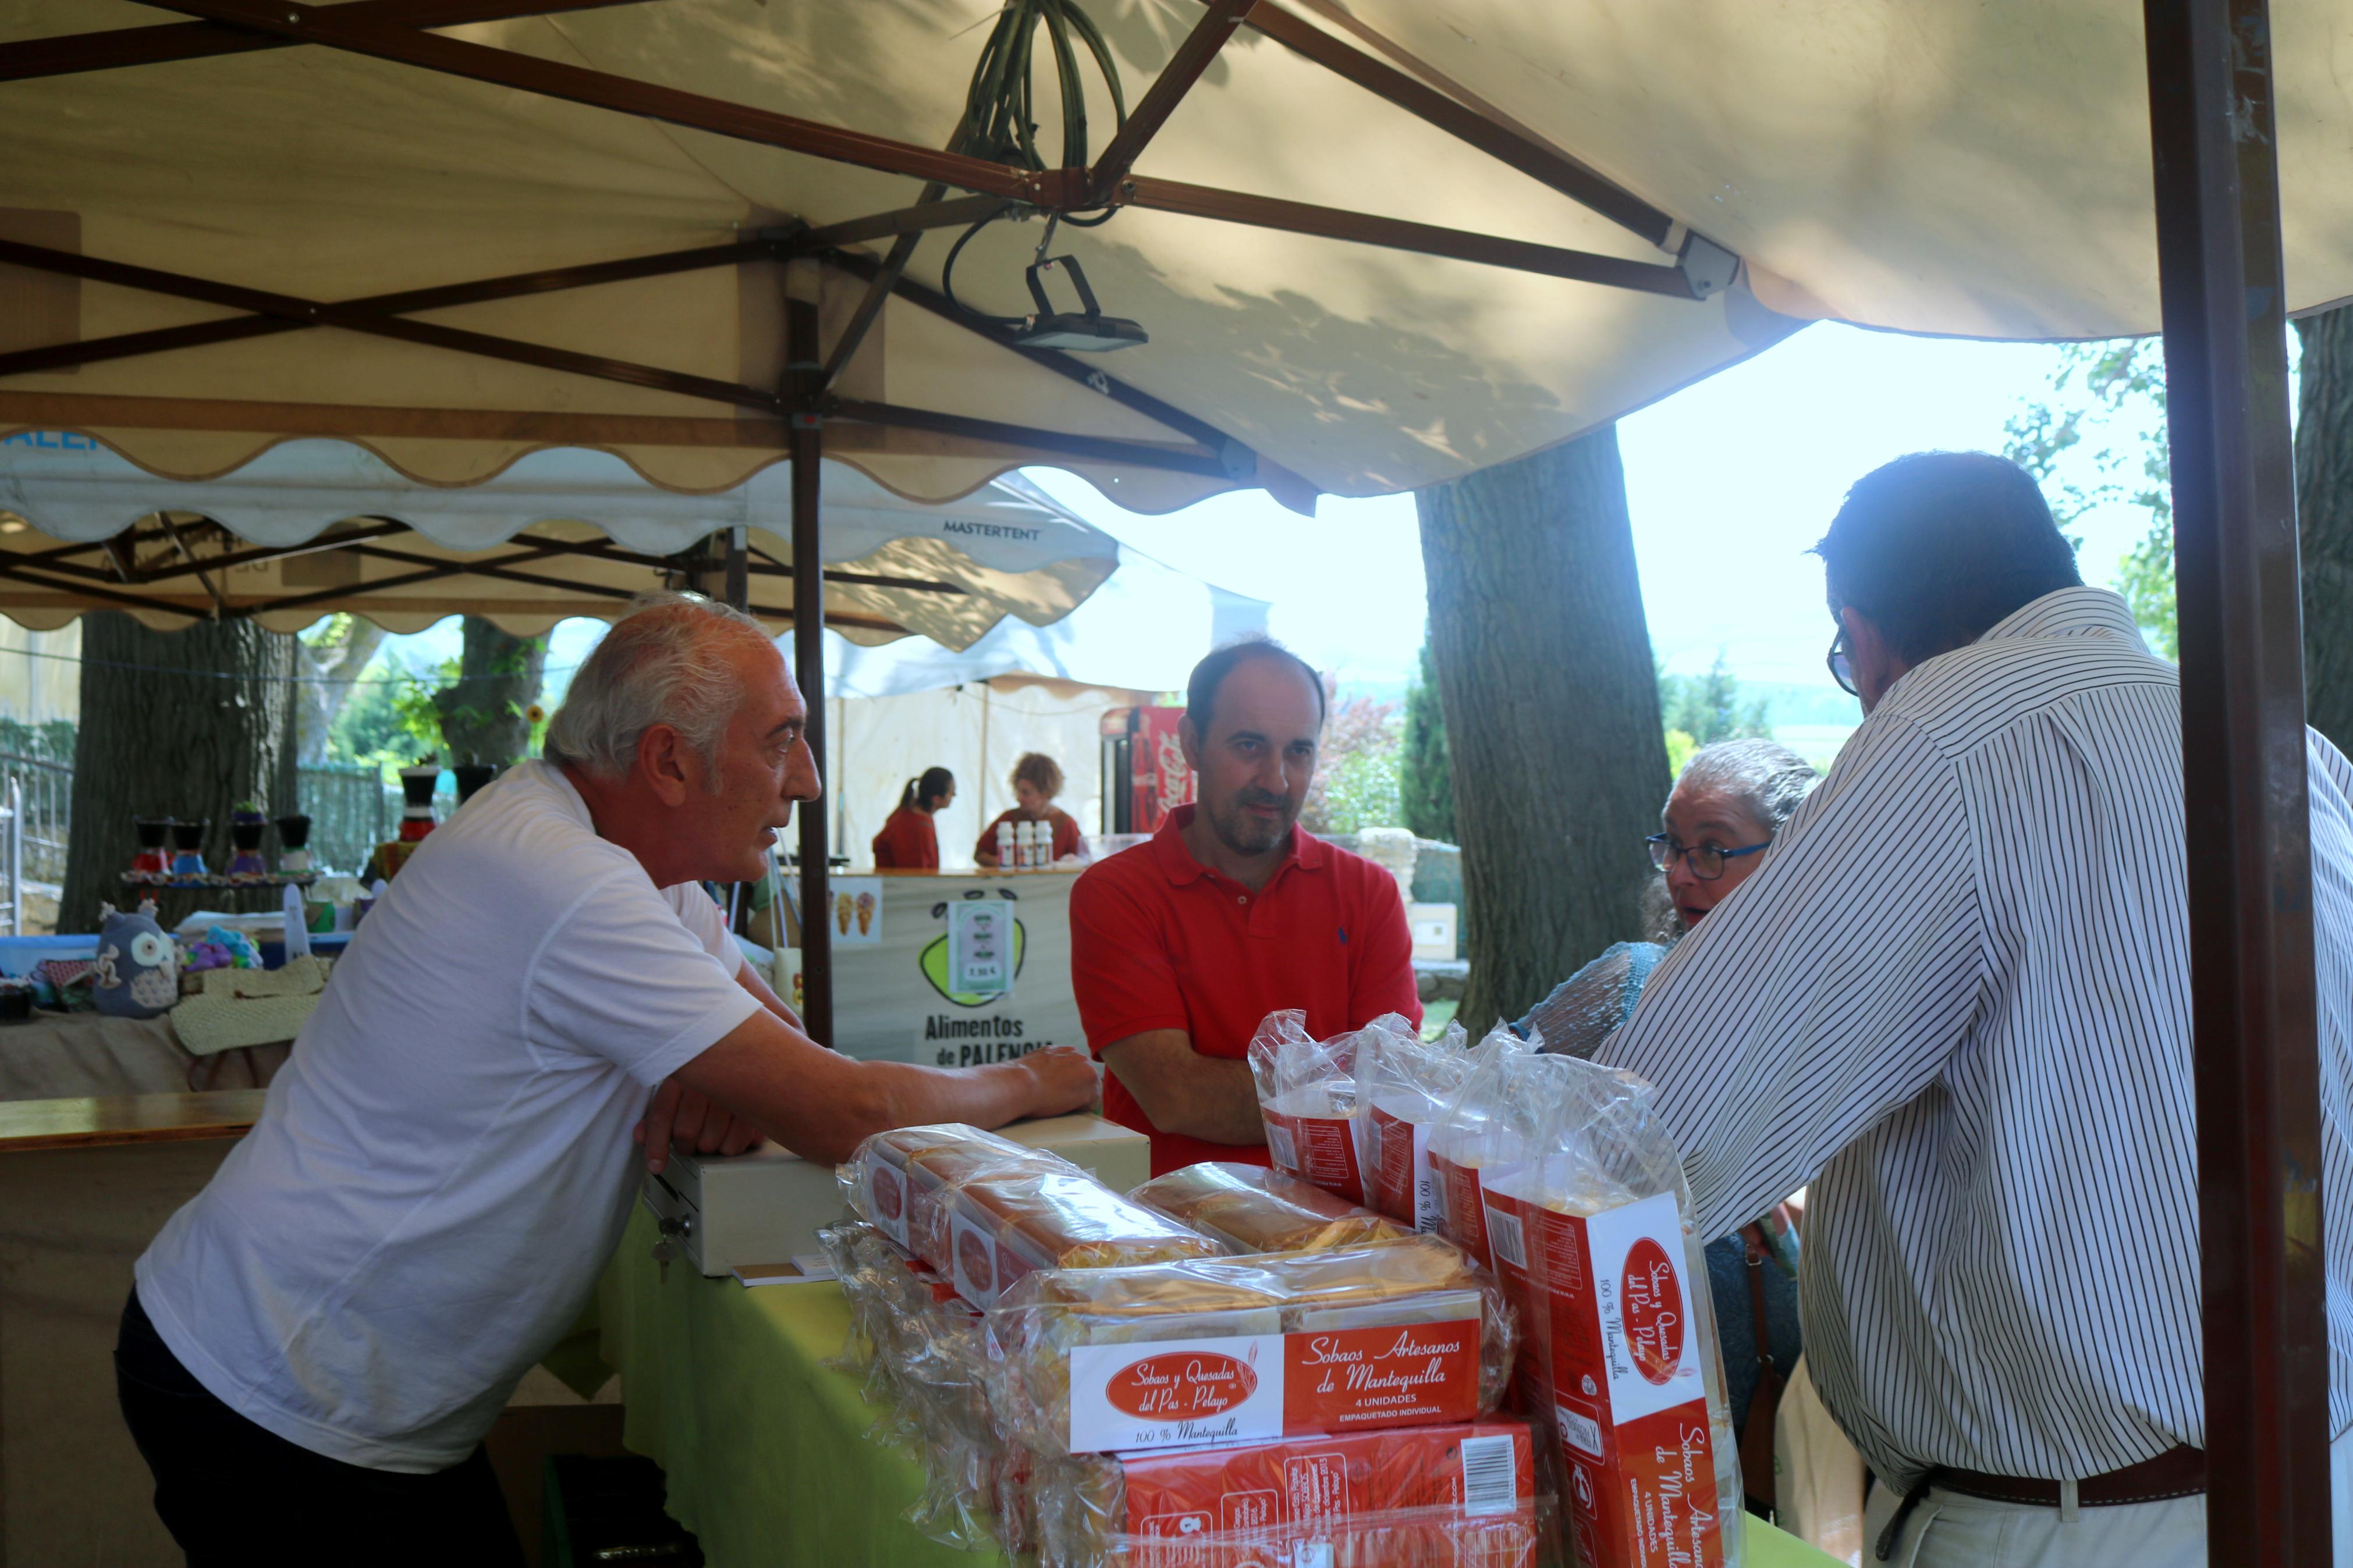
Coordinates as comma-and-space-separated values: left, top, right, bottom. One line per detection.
1646, 834, 1772, 880
1827, 625, 1858, 696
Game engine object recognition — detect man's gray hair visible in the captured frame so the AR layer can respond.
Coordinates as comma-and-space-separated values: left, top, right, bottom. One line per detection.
1671, 738, 1820, 835
544, 592, 778, 781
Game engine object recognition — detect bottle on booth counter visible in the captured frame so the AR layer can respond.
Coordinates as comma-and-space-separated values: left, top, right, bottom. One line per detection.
1018, 819, 1038, 870
996, 820, 1017, 871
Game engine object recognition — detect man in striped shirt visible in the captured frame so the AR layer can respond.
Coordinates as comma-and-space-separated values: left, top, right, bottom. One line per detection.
1602, 451, 2353, 1566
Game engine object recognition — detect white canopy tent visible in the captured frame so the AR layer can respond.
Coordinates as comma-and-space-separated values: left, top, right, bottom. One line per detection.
2, 9, 2345, 1496
0, 433, 1127, 645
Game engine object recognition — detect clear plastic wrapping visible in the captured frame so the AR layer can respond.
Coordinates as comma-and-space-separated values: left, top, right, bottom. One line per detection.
842, 1123, 1220, 1306
1126, 1161, 1414, 1255
1247, 1009, 1421, 1203
817, 1221, 1022, 1551
986, 1235, 1517, 1461
1032, 1421, 1550, 1568
1359, 1016, 1471, 1230
839, 1122, 1059, 1260
1438, 1047, 1745, 1567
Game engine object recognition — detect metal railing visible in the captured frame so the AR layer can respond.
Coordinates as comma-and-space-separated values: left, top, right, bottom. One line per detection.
0, 749, 72, 891
296, 763, 392, 877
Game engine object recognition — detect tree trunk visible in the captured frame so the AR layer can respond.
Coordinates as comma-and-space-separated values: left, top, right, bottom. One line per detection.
2297, 304, 2353, 755
430, 617, 547, 767
1417, 425, 1670, 1034
293, 614, 389, 765
61, 613, 297, 933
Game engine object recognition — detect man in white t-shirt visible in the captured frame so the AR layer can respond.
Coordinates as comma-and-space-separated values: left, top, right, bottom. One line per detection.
114, 594, 1096, 1563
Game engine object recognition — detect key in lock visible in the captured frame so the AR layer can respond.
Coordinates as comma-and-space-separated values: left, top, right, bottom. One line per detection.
653, 1214, 690, 1283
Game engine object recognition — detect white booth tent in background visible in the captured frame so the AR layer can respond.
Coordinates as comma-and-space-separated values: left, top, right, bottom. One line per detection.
823, 489, 1269, 868
0, 435, 1128, 646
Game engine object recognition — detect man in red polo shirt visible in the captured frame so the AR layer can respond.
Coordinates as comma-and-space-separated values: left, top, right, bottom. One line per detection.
1070, 639, 1421, 1175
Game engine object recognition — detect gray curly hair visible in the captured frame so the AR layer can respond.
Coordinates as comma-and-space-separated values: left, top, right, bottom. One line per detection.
544, 592, 778, 782
1644, 738, 1821, 941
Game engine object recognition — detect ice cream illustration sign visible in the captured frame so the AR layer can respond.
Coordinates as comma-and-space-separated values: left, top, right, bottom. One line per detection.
826, 877, 885, 946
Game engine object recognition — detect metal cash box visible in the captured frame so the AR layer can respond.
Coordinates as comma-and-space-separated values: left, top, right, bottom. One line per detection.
640, 1113, 1151, 1278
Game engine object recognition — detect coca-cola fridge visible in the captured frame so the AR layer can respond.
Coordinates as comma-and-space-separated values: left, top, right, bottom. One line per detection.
1100, 704, 1194, 834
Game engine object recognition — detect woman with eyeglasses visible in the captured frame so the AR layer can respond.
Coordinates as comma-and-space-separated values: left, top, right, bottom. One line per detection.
1513, 735, 1820, 1519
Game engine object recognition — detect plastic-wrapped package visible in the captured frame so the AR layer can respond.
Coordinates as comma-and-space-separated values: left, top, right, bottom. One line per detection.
1490, 1054, 1744, 1568
816, 1222, 1020, 1551
1423, 1023, 1540, 1274
840, 1122, 1064, 1259
1360, 1016, 1471, 1231
1248, 1009, 1419, 1203
1127, 1161, 1413, 1255
1034, 1421, 1549, 1568
934, 1166, 1223, 1307
988, 1235, 1516, 1460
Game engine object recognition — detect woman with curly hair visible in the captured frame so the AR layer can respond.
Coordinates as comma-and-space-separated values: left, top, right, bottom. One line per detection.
975, 751, 1082, 867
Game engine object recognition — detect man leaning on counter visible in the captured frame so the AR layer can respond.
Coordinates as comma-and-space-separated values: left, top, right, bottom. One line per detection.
113, 594, 1096, 1564
1069, 639, 1421, 1175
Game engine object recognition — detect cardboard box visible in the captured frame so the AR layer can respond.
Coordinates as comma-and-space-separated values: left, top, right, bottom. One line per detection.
642, 1114, 1150, 1278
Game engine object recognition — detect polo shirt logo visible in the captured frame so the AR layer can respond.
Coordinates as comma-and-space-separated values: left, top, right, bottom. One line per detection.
1338, 926, 1348, 944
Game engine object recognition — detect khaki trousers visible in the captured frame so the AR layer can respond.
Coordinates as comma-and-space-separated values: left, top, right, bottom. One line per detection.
1861, 1428, 2353, 1568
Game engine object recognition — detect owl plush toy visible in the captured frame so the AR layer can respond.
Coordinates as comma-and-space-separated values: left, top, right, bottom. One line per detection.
94, 899, 179, 1019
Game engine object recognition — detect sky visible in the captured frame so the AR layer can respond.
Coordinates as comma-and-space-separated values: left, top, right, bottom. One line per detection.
1025, 321, 2170, 700
379, 319, 2177, 733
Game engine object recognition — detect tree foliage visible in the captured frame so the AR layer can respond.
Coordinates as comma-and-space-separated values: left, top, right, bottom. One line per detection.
1302, 681, 1403, 835
2004, 340, 2176, 658
1399, 641, 1456, 842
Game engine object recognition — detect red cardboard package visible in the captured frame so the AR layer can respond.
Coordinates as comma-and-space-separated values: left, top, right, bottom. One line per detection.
1035, 1420, 1548, 1568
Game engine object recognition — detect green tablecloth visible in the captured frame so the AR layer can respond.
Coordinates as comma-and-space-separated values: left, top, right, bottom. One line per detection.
596, 1206, 1844, 1568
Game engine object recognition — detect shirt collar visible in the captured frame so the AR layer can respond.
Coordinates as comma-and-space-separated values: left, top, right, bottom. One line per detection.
1975, 585, 2149, 649
1149, 802, 1328, 887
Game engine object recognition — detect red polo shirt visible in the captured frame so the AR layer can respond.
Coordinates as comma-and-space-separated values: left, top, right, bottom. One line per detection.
870, 806, 939, 869
1069, 805, 1421, 1175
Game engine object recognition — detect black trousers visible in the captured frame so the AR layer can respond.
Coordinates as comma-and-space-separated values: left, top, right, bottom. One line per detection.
114, 1287, 525, 1567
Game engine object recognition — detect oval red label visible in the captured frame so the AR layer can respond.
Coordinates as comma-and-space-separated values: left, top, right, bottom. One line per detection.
957, 1228, 995, 1299
1621, 1236, 1685, 1385
871, 1163, 904, 1222
1106, 1352, 1258, 1420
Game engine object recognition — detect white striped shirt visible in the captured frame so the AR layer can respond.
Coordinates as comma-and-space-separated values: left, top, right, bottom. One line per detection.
1600, 586, 2353, 1489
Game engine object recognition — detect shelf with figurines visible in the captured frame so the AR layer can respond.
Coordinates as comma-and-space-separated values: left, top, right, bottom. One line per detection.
122, 805, 321, 888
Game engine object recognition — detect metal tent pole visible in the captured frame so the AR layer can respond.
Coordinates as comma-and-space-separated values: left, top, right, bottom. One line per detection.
2142, 2, 2328, 1560
786, 296, 832, 1046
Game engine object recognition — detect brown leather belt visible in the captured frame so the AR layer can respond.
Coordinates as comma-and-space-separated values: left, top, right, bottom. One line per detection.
1935, 1444, 2208, 1507
1875, 1446, 2205, 1560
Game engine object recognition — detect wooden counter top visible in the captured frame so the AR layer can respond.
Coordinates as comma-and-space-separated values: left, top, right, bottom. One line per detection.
0, 1089, 266, 1153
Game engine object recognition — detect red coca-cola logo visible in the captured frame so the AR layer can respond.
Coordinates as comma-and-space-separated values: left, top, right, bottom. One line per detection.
1106, 1352, 1258, 1420
1621, 1237, 1685, 1385
870, 1163, 904, 1222
957, 1228, 995, 1299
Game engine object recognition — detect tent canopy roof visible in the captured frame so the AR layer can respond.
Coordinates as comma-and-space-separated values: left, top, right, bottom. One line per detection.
9, 2, 2351, 511
0, 433, 1124, 643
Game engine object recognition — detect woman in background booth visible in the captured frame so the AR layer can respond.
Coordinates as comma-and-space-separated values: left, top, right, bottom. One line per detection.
1517, 737, 1819, 1517
974, 751, 1083, 867
872, 766, 954, 869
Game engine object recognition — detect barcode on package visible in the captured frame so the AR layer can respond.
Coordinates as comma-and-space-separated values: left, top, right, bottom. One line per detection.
1484, 1207, 1527, 1271
1459, 1434, 1517, 1515
1266, 1123, 1298, 1173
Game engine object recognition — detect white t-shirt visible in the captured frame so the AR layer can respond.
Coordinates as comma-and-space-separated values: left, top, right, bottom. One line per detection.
136, 761, 759, 1471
